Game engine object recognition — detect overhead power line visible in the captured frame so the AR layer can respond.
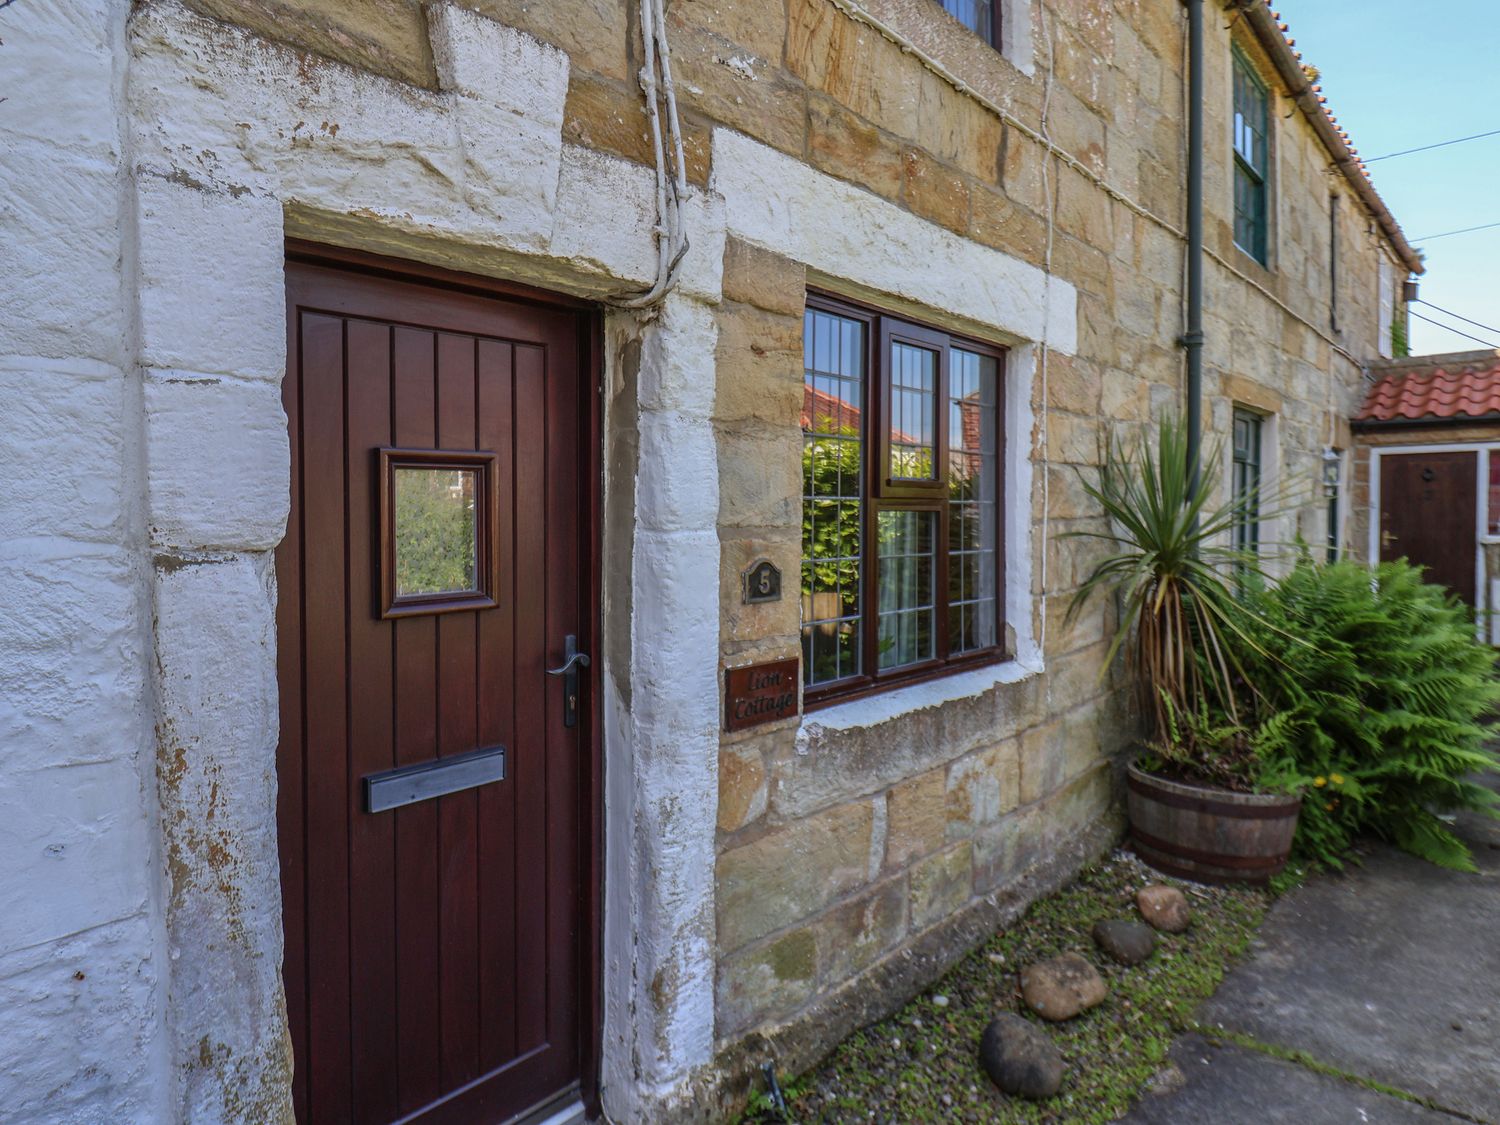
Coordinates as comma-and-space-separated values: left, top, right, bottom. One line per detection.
1364, 128, 1500, 163
1408, 309, 1498, 350
1411, 220, 1500, 243
1415, 299, 1500, 338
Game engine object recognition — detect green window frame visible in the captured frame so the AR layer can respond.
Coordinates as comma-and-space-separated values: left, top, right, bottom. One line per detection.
1326, 483, 1340, 563
1324, 449, 1343, 564
1232, 408, 1263, 558
1232, 48, 1270, 264
801, 293, 1007, 706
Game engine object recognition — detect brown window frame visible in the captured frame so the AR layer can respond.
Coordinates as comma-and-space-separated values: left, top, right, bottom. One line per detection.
803, 291, 1008, 711
377, 446, 501, 619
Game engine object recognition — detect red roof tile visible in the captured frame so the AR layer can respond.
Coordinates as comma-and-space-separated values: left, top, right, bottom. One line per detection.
1358, 361, 1500, 422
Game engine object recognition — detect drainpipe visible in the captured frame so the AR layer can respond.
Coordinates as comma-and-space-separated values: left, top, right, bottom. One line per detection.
1183, 0, 1205, 488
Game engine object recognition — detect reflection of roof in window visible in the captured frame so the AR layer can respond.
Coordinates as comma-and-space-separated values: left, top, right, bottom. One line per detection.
801, 381, 861, 434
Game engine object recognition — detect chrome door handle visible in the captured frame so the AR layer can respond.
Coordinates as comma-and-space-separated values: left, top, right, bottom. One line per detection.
546, 635, 590, 728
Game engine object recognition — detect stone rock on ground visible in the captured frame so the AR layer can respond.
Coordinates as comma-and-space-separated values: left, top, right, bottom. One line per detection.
1020, 952, 1107, 1021
978, 1013, 1064, 1100
1093, 918, 1156, 965
1144, 1062, 1186, 1097
1137, 885, 1192, 932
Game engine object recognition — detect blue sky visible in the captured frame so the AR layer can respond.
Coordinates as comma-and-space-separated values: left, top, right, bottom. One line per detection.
1277, 2, 1500, 355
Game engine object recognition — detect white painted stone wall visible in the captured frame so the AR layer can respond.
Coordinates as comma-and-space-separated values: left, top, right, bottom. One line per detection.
600, 295, 723, 1117
712, 130, 1078, 357
0, 1, 170, 1122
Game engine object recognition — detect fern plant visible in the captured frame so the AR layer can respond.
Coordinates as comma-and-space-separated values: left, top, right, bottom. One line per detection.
1244, 557, 1500, 870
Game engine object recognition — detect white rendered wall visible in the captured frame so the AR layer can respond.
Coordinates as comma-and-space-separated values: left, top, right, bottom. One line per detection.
712, 129, 1077, 357
0, 1, 170, 1122
6, 0, 727, 1116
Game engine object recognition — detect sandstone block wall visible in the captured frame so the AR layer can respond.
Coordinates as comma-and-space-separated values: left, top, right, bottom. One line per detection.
686, 0, 1409, 1076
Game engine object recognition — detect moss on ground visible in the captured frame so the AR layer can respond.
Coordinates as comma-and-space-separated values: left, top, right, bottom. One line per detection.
741, 850, 1282, 1124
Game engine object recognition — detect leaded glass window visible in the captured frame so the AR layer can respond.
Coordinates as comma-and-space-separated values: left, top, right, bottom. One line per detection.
948, 349, 999, 654
801, 296, 1007, 701
802, 309, 866, 686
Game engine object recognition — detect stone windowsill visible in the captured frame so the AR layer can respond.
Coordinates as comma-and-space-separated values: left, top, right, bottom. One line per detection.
798, 656, 1043, 736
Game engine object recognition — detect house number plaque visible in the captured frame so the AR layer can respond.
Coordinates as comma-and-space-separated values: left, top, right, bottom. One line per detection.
742, 559, 782, 604
724, 658, 799, 732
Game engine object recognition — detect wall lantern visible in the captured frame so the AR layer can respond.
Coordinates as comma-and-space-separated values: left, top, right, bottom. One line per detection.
1321, 447, 1341, 492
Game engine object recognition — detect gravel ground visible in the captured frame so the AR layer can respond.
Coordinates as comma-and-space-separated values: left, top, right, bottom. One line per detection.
740, 851, 1275, 1124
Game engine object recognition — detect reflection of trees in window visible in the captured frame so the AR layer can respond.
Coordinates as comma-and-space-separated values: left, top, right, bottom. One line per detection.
888, 342, 937, 480
947, 352, 998, 655
802, 430, 863, 685
394, 468, 478, 595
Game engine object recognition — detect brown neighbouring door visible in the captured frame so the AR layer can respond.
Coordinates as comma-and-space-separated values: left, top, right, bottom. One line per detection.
1379, 449, 1478, 606
277, 250, 599, 1124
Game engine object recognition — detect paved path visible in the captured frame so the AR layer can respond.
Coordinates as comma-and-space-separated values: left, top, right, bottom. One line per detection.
1122, 778, 1500, 1124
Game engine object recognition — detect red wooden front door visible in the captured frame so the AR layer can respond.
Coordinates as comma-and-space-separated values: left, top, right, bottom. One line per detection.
1379, 450, 1478, 605
277, 253, 596, 1123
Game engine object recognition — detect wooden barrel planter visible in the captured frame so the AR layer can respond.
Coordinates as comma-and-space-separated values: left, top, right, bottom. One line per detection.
1127, 763, 1302, 885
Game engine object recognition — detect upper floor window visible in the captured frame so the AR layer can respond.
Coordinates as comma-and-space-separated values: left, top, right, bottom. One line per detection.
1232, 48, 1270, 264
936, 0, 1000, 49
801, 295, 1006, 705
1231, 407, 1264, 558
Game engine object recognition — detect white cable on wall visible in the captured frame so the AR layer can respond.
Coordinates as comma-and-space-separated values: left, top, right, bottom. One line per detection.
612, 0, 690, 310
1035, 4, 1058, 663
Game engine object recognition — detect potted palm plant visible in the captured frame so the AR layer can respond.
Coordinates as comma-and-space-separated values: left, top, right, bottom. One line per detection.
1066, 416, 1301, 884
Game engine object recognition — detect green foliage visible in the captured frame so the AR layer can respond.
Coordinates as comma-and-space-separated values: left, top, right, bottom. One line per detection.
1242, 557, 1500, 870
801, 432, 864, 682
1138, 692, 1261, 792
1391, 311, 1410, 358
1065, 414, 1264, 754
393, 470, 477, 595
800, 431, 862, 596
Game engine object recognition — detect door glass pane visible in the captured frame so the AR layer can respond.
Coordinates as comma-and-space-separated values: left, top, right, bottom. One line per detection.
889, 342, 937, 480
802, 308, 865, 686
393, 467, 480, 596
948, 349, 999, 653
877, 510, 936, 670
